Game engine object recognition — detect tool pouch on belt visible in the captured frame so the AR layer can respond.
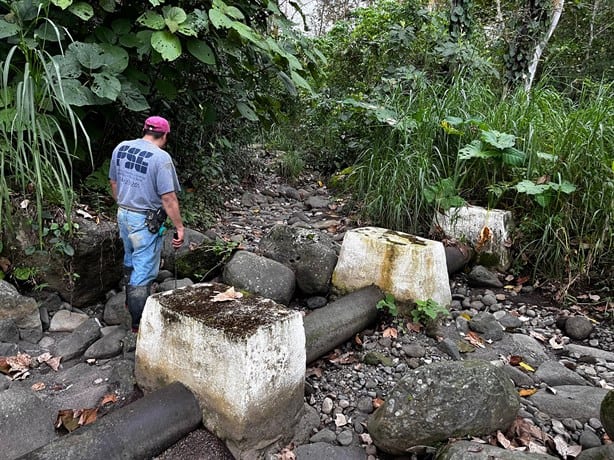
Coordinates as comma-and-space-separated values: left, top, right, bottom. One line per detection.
145, 207, 167, 234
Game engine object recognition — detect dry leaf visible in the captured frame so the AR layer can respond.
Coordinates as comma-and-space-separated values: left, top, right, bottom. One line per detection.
465, 331, 485, 348
211, 286, 243, 302
509, 355, 523, 366
77, 408, 98, 426
354, 334, 363, 346
76, 209, 93, 219
0, 257, 11, 272
529, 331, 547, 342
100, 394, 118, 405
305, 367, 323, 378
382, 327, 398, 338
497, 430, 511, 449
277, 447, 296, 460
518, 362, 535, 372
56, 410, 80, 432
31, 382, 46, 391
373, 397, 384, 409
407, 322, 422, 333
476, 226, 492, 252
329, 352, 358, 365
518, 388, 538, 397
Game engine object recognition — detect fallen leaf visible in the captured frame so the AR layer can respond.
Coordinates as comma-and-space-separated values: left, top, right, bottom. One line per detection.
382, 327, 398, 338
373, 397, 385, 409
529, 331, 547, 342
305, 367, 322, 378
359, 433, 372, 445
329, 352, 358, 365
407, 322, 422, 333
354, 334, 363, 346
476, 226, 492, 252
56, 410, 80, 432
517, 275, 530, 284
31, 382, 46, 391
77, 408, 98, 426
497, 430, 511, 449
518, 362, 535, 372
0, 257, 10, 272
465, 331, 485, 348
518, 388, 538, 397
509, 355, 523, 366
546, 386, 558, 395
100, 394, 118, 405
76, 209, 93, 219
211, 286, 243, 302
552, 434, 571, 458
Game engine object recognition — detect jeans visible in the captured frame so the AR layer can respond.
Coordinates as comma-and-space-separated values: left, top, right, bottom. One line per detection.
117, 207, 162, 286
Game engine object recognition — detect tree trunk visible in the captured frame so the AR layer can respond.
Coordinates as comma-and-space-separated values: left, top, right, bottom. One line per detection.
524, 0, 564, 92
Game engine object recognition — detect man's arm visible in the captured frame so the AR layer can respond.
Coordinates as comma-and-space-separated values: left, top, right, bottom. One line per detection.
161, 191, 185, 248
110, 180, 117, 202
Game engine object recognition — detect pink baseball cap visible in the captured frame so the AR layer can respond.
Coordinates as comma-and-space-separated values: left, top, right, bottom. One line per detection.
143, 116, 170, 134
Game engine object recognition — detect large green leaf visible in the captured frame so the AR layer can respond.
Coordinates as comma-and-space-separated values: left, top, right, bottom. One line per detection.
186, 39, 215, 65
34, 22, 65, 42
458, 140, 494, 160
550, 180, 577, 194
51, 53, 81, 78
51, 0, 72, 10
209, 9, 233, 29
99, 0, 117, 13
59, 79, 97, 106
151, 31, 181, 61
501, 147, 526, 166
163, 6, 187, 33
118, 80, 149, 112
236, 101, 258, 121
514, 180, 547, 195
290, 70, 312, 93
481, 129, 516, 150
135, 30, 153, 58
99, 44, 129, 73
69, 42, 105, 70
112, 18, 132, 35
94, 26, 117, 45
277, 71, 297, 96
68, 2, 94, 20
0, 19, 20, 39
138, 11, 166, 30
92, 71, 121, 100
119, 33, 142, 48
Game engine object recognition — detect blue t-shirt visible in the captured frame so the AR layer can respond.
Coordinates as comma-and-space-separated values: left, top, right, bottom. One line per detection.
109, 138, 181, 211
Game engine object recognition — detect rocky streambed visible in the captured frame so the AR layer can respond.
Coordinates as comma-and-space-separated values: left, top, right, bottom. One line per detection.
1, 147, 613, 460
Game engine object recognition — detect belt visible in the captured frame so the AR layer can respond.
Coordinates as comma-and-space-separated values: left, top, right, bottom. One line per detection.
119, 206, 149, 215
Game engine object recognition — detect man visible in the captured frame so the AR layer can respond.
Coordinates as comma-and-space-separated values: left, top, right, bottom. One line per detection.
109, 116, 185, 331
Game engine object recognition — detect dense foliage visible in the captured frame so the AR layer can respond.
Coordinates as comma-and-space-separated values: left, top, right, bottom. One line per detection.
271, 0, 614, 292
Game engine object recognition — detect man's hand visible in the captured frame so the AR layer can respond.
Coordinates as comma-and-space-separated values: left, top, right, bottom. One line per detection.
172, 228, 184, 249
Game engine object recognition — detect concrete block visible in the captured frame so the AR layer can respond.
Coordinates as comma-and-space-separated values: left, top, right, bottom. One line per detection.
331, 227, 451, 306
434, 205, 514, 270
135, 282, 305, 459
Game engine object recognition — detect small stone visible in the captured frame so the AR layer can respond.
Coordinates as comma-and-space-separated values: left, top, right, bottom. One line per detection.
321, 397, 333, 414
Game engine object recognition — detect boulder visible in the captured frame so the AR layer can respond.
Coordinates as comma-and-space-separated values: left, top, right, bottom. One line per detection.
368, 360, 519, 455
223, 250, 295, 305
8, 215, 123, 307
435, 440, 557, 459
528, 386, 609, 423
0, 280, 42, 343
259, 224, 338, 295
600, 389, 614, 440
161, 228, 228, 280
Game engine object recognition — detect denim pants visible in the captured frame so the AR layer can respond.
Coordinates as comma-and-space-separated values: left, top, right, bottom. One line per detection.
117, 207, 162, 286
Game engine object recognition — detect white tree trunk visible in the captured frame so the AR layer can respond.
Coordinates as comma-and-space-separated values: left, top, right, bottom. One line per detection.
525, 0, 565, 92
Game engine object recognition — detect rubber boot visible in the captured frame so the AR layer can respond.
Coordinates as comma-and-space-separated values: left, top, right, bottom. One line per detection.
122, 266, 133, 289
126, 284, 151, 332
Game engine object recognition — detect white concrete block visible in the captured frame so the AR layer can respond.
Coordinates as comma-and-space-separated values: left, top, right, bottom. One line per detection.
332, 227, 451, 306
434, 205, 514, 270
135, 282, 305, 458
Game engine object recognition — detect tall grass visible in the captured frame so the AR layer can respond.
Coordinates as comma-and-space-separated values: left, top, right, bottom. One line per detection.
301, 75, 613, 285
0, 45, 91, 244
